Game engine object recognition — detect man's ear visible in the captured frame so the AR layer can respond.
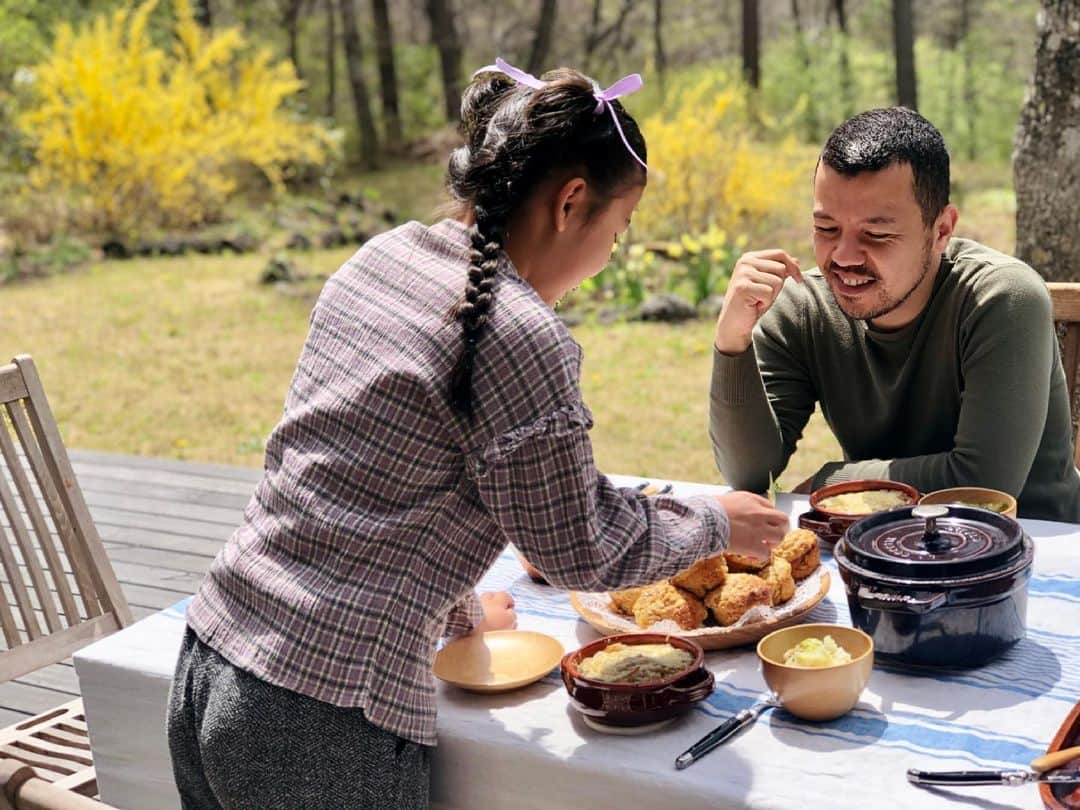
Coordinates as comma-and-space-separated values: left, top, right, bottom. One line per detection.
933, 204, 959, 252
552, 177, 588, 233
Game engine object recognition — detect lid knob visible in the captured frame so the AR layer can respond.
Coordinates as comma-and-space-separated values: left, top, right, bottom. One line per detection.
911, 504, 951, 552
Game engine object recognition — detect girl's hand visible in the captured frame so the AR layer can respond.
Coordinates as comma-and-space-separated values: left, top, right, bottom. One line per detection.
716, 491, 788, 559
473, 591, 517, 634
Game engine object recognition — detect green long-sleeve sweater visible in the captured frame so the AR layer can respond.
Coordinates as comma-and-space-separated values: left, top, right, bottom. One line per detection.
709, 238, 1080, 523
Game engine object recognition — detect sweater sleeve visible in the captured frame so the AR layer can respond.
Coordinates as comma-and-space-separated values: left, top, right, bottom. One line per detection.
709, 310, 817, 492
470, 403, 730, 592
811, 273, 1055, 495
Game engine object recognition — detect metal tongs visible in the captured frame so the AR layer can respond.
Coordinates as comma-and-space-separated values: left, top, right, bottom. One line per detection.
908, 745, 1080, 787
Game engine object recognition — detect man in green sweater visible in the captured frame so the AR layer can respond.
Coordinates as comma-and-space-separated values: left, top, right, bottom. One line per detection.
709, 107, 1080, 522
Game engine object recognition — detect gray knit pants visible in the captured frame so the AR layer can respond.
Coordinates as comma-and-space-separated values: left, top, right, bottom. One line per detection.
167, 626, 431, 809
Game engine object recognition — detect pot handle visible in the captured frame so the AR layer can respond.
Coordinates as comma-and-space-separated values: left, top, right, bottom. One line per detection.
857, 584, 947, 614
799, 513, 833, 534
660, 669, 716, 705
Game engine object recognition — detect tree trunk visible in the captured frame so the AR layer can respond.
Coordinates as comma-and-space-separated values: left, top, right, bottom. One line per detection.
791, 0, 819, 140
325, 0, 337, 119
652, 0, 666, 99
892, 0, 917, 109
527, 0, 558, 75
960, 0, 977, 160
742, 0, 760, 89
1014, 0, 1080, 280
193, 0, 212, 27
372, 0, 403, 144
832, 0, 855, 119
339, 0, 380, 169
583, 0, 636, 74
425, 0, 464, 123
282, 0, 304, 82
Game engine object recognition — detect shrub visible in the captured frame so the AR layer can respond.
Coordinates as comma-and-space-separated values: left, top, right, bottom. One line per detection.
16, 0, 337, 238
633, 70, 813, 243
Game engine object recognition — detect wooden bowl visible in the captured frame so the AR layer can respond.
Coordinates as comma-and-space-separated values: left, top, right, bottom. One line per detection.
919, 486, 1018, 519
756, 623, 874, 721
434, 630, 564, 693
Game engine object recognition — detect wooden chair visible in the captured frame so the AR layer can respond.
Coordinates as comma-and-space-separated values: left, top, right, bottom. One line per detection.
1047, 283, 1080, 467
0, 356, 133, 797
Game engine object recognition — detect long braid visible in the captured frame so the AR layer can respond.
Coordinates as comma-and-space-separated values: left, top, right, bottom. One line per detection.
445, 66, 647, 419
450, 201, 506, 417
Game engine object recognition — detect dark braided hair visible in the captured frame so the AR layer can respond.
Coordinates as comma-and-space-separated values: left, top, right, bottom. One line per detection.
446, 68, 647, 419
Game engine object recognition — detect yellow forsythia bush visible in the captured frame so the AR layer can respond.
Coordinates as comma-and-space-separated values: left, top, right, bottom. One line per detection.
634, 72, 814, 242
17, 0, 335, 235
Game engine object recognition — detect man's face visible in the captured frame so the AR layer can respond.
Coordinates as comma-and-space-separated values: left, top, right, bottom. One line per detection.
812, 161, 952, 330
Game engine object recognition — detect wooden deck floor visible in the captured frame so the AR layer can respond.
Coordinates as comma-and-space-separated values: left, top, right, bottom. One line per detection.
0, 450, 258, 727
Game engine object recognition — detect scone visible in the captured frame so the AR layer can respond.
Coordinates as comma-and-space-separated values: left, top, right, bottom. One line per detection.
633, 581, 708, 630
609, 586, 645, 616
761, 555, 796, 605
723, 551, 770, 573
772, 529, 821, 579
671, 555, 727, 598
704, 573, 773, 626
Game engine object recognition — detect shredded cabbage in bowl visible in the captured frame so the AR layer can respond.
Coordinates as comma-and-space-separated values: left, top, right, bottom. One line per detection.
783, 635, 853, 667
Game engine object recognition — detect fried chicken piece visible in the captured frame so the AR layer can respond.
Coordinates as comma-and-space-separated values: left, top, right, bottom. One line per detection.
704, 573, 773, 627
632, 581, 708, 630
671, 555, 727, 598
761, 555, 796, 605
772, 529, 821, 579
723, 551, 770, 573
609, 586, 645, 616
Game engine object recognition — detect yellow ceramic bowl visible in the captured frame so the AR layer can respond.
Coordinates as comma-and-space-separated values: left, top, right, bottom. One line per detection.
918, 486, 1017, 519
756, 623, 874, 721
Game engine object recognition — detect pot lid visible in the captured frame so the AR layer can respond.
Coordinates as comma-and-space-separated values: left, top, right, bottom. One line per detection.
841, 504, 1025, 579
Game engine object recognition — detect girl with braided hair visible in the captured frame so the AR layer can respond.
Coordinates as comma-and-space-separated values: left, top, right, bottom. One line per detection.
167, 59, 787, 809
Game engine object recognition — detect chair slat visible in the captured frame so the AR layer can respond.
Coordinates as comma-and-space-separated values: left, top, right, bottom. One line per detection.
0, 577, 22, 648
1047, 284, 1080, 470
0, 416, 77, 628
0, 474, 53, 637
0, 523, 41, 642
4, 404, 99, 621
0, 614, 119, 684
0, 363, 29, 404
14, 357, 131, 627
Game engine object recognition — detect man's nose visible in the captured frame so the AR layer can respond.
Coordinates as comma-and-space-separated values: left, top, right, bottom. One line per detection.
831, 234, 865, 268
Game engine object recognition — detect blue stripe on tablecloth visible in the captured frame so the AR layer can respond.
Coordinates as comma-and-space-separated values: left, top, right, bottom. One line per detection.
694, 682, 1046, 769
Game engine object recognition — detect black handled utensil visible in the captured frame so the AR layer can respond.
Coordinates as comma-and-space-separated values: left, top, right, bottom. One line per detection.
908, 744, 1080, 787
907, 768, 1080, 786
674, 697, 778, 770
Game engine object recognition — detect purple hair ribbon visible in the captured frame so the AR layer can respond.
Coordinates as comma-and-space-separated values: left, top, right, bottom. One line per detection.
472, 57, 648, 172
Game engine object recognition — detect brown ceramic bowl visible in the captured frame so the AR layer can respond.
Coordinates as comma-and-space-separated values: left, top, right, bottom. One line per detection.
919, 486, 1018, 519
757, 623, 874, 722
560, 633, 714, 727
1041, 701, 1080, 810
802, 480, 920, 542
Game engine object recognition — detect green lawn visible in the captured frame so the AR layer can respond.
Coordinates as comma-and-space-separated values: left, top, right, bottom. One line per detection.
0, 248, 838, 491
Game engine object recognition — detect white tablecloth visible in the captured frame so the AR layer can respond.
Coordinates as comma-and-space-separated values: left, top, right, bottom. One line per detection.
74, 478, 1080, 810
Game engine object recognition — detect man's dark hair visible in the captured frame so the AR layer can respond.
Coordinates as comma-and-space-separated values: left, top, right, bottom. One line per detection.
820, 107, 950, 226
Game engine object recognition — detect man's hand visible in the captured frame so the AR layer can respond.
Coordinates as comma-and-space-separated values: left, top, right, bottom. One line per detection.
473, 591, 517, 634
714, 249, 803, 355
715, 491, 789, 559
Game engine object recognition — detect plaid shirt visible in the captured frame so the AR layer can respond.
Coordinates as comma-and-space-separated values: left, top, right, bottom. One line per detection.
187, 219, 730, 745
